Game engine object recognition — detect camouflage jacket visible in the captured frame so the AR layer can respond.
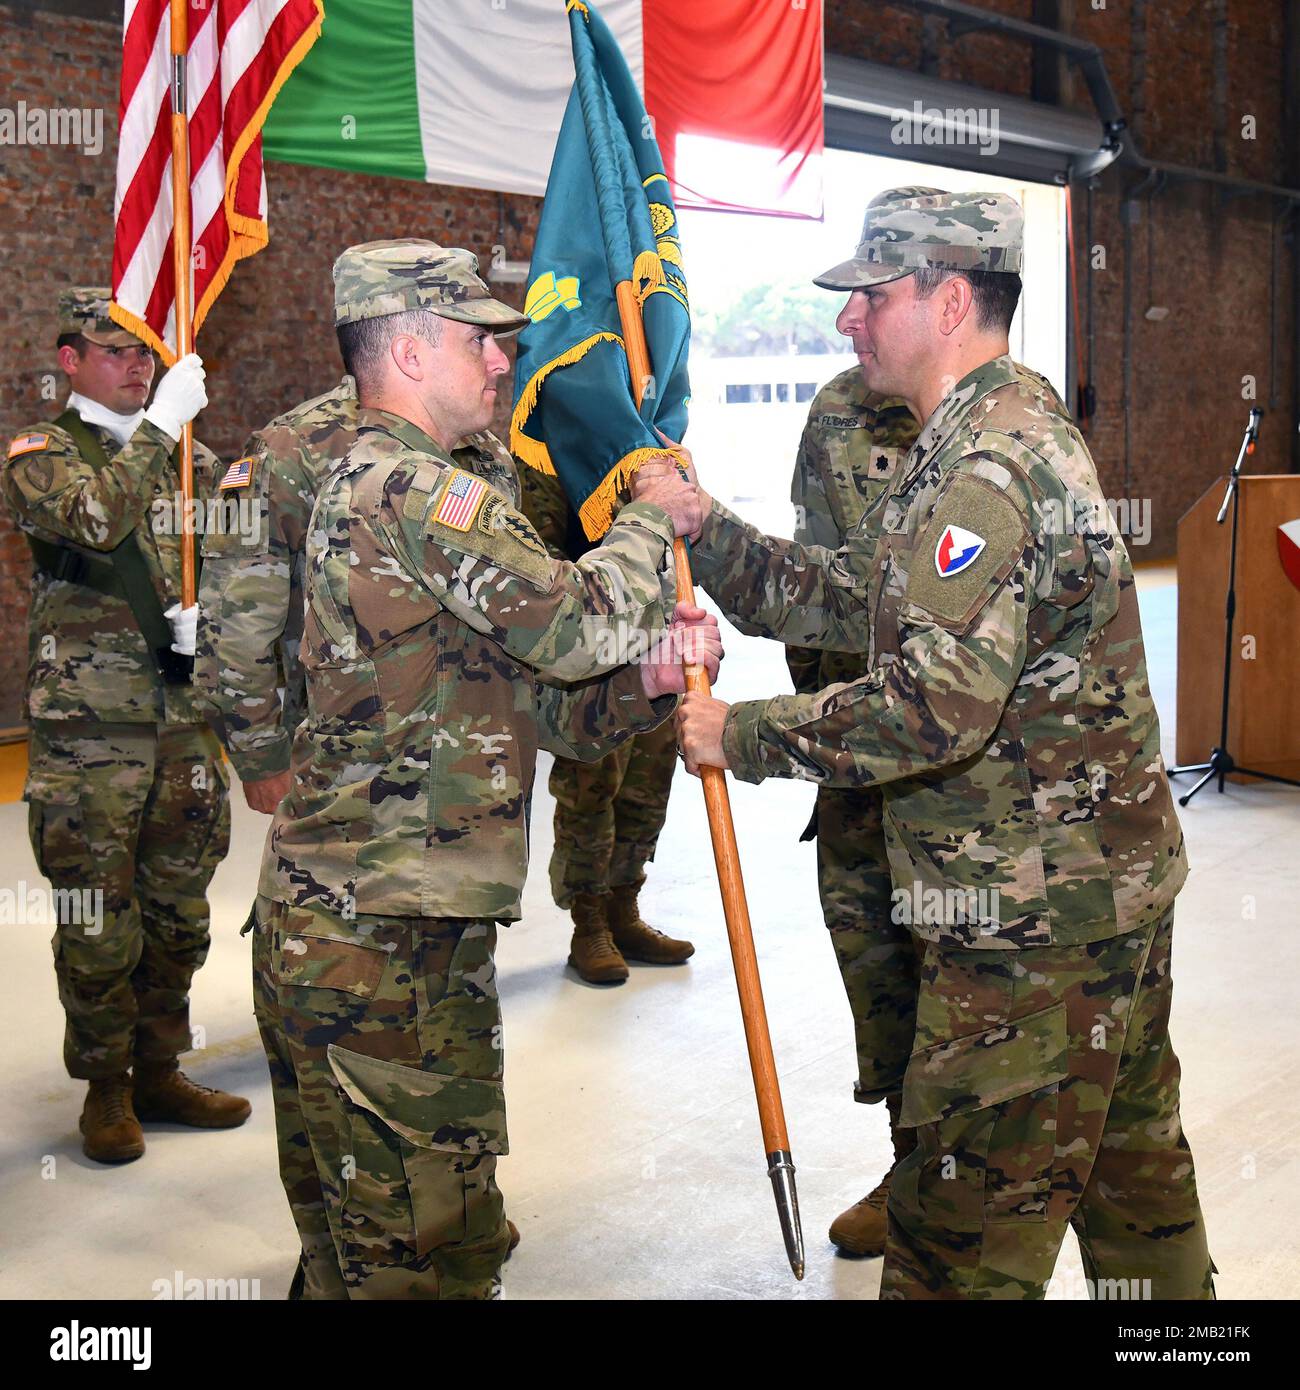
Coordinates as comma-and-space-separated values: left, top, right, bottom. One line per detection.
196, 378, 520, 781
692, 354, 1187, 950
517, 462, 578, 562
3, 410, 220, 725
260, 406, 679, 921
786, 368, 917, 695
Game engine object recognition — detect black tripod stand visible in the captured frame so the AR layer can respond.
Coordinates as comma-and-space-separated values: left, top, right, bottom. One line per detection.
1169, 407, 1300, 806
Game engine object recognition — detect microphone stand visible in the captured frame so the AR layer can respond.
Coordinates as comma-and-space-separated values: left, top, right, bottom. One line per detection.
1168, 408, 1300, 805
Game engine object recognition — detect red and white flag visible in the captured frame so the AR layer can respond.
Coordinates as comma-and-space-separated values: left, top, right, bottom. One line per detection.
1279, 518, 1300, 592
110, 0, 324, 362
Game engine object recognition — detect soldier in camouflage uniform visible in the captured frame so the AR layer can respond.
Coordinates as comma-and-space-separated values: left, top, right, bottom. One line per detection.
253, 240, 716, 1299
667, 191, 1215, 1299
788, 191, 1078, 1259
197, 376, 529, 816
785, 328, 921, 1254
3, 290, 249, 1165
519, 466, 692, 984
196, 376, 358, 812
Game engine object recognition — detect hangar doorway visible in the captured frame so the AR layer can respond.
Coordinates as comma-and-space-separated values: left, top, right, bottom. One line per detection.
679, 147, 1068, 534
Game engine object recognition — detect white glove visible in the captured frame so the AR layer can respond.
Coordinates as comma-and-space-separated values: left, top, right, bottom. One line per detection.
164, 602, 198, 656
145, 353, 208, 441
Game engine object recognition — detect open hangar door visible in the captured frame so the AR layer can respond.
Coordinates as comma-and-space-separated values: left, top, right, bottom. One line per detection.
678, 53, 1112, 533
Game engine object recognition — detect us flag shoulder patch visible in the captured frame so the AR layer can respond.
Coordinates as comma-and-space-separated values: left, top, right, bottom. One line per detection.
433, 469, 490, 532
8, 432, 49, 460
219, 456, 257, 491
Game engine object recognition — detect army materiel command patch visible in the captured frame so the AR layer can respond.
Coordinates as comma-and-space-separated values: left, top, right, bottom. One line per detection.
8, 432, 49, 459
907, 473, 1028, 632
934, 523, 986, 577
219, 455, 257, 491
433, 469, 490, 532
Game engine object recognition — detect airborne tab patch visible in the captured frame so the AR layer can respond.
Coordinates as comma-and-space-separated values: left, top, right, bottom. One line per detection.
8, 432, 49, 460
432, 469, 490, 532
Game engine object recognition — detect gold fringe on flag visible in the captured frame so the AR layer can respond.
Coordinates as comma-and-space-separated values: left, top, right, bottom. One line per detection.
511, 327, 685, 540
509, 330, 626, 475
633, 249, 665, 306
577, 444, 684, 542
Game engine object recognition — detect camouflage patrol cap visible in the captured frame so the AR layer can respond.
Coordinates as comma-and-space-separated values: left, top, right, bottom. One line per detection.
58, 287, 144, 348
814, 189, 1024, 290
332, 239, 530, 335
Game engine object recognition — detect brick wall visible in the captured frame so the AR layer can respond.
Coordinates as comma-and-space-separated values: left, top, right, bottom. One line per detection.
0, 0, 1295, 728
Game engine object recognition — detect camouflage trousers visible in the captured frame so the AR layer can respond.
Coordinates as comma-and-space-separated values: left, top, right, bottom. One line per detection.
882, 907, 1215, 1300
813, 785, 919, 1104
25, 719, 231, 1080
548, 716, 676, 909
251, 895, 512, 1300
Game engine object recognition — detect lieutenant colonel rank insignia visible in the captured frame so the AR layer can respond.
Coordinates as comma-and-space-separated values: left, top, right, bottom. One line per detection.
8, 432, 49, 459
433, 469, 490, 532
219, 456, 257, 491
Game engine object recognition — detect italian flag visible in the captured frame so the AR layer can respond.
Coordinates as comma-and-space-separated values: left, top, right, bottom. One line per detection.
263, 0, 824, 218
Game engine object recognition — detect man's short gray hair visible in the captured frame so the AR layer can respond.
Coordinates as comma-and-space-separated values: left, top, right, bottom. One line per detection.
336, 308, 444, 385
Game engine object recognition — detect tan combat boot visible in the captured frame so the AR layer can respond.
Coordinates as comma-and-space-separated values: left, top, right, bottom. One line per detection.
80, 1072, 145, 1164
608, 883, 694, 965
132, 1059, 251, 1128
829, 1094, 916, 1257
567, 892, 629, 984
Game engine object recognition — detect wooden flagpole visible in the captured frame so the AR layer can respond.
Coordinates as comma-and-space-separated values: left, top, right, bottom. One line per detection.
614, 279, 805, 1280
169, 0, 196, 608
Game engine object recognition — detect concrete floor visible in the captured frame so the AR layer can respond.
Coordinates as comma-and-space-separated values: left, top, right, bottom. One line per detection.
0, 565, 1296, 1301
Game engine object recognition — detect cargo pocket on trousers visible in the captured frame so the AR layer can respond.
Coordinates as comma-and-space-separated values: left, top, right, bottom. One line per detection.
897, 1001, 1067, 1229
276, 934, 389, 998
24, 768, 85, 882
327, 1044, 508, 1259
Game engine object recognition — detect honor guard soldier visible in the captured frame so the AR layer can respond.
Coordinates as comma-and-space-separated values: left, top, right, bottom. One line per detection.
658, 191, 1215, 1300
251, 240, 719, 1299
3, 289, 248, 1165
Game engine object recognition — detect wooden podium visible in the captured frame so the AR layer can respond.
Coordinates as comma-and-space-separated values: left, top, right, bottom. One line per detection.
1175, 474, 1300, 787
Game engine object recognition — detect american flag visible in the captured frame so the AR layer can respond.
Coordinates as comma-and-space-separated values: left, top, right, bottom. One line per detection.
219, 455, 255, 490
109, 0, 324, 361
434, 471, 490, 532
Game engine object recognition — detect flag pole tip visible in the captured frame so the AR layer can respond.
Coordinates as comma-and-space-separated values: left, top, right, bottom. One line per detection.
766, 1149, 806, 1283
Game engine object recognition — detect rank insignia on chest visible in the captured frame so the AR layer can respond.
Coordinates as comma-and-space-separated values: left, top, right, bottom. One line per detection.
8, 432, 49, 459
935, 523, 986, 577
433, 469, 490, 532
219, 455, 257, 491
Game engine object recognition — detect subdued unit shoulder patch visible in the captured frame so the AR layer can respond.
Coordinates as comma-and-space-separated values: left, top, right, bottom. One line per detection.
492, 506, 548, 558
8, 432, 49, 460
906, 472, 1029, 631
431, 468, 490, 533
219, 455, 258, 491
